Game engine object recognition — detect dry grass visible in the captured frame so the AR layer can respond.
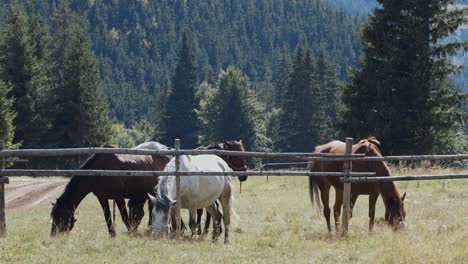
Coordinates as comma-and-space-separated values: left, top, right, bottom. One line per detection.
1, 169, 467, 264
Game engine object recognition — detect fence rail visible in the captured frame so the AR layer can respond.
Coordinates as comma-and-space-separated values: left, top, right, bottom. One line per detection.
341, 173, 468, 183
0, 137, 467, 239
0, 169, 376, 178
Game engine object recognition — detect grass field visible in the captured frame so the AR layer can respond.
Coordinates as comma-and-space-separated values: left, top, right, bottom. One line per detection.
1, 168, 467, 264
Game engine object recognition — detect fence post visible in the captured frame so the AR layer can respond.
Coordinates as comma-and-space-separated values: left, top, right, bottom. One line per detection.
174, 139, 181, 238
342, 137, 353, 236
0, 140, 6, 237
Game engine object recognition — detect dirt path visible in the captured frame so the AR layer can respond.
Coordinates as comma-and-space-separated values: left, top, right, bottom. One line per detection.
5, 180, 67, 210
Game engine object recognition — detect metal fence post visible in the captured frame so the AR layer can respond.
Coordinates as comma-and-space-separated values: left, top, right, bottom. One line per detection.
0, 140, 7, 237
342, 137, 353, 236
174, 139, 181, 238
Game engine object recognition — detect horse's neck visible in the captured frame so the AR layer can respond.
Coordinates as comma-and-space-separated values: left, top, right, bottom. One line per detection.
376, 162, 400, 205
159, 176, 177, 201
60, 177, 91, 212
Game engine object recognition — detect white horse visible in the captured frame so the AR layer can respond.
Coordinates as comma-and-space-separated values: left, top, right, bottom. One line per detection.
148, 154, 237, 243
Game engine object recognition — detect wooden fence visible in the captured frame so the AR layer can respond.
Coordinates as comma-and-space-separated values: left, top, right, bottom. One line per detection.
0, 137, 467, 238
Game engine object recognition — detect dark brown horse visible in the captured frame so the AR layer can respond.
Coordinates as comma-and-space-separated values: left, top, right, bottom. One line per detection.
51, 142, 172, 237
309, 137, 406, 232
194, 140, 248, 235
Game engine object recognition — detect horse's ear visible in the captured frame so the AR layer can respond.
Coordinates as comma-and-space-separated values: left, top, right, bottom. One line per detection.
401, 192, 406, 202
148, 193, 157, 205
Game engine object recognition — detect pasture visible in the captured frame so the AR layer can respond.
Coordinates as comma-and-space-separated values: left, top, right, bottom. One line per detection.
1, 167, 467, 264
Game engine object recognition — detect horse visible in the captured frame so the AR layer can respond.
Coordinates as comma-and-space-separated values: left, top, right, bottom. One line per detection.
195, 140, 247, 234
50, 142, 172, 237
149, 155, 238, 244
308, 137, 406, 232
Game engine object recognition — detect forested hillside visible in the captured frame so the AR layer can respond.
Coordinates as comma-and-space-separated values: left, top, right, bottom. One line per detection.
6, 0, 362, 125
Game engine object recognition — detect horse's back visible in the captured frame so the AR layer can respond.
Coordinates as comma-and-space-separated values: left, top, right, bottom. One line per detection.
166, 155, 230, 210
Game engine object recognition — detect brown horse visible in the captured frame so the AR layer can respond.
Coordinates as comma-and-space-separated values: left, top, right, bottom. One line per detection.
309, 137, 406, 232
51, 142, 172, 237
195, 140, 248, 235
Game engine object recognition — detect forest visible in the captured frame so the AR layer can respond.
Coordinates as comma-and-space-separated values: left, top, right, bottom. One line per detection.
0, 0, 467, 167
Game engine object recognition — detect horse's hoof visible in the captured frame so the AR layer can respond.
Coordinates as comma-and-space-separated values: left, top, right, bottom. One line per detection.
224, 238, 230, 244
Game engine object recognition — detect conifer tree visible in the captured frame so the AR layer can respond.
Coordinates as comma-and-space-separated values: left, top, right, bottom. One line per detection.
0, 1, 49, 148
0, 80, 18, 149
162, 30, 198, 148
339, 0, 468, 155
277, 48, 321, 152
197, 66, 271, 153
49, 5, 111, 147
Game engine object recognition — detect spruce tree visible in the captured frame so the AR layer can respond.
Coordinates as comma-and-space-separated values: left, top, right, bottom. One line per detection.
49, 6, 111, 148
197, 66, 271, 153
339, 0, 468, 155
277, 48, 321, 152
162, 30, 198, 148
0, 80, 18, 149
0, 2, 49, 148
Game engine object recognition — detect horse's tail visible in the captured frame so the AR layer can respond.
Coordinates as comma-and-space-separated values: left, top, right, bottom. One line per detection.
308, 176, 322, 210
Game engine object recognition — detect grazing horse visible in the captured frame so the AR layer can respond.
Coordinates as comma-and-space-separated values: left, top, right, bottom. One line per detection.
309, 137, 406, 232
195, 140, 247, 234
149, 155, 238, 244
50, 142, 172, 237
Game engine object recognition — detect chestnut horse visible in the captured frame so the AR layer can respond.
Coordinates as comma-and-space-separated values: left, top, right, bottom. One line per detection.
51, 142, 172, 237
309, 137, 406, 232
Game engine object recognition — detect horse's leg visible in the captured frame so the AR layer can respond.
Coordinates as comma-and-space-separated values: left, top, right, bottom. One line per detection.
350, 193, 359, 219
189, 210, 198, 237
319, 185, 332, 232
203, 211, 211, 235
205, 203, 222, 242
128, 198, 145, 232
115, 198, 131, 232
368, 193, 378, 231
218, 184, 232, 244
97, 197, 116, 237
147, 199, 153, 227
196, 209, 203, 235
333, 188, 343, 232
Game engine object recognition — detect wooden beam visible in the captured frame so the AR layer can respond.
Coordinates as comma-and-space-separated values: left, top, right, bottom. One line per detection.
174, 139, 181, 238
0, 169, 375, 178
341, 174, 468, 183
0, 140, 5, 237
342, 138, 353, 237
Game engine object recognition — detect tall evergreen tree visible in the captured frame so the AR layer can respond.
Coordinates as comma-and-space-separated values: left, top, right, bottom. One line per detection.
49, 5, 111, 147
316, 51, 340, 141
339, 0, 468, 155
197, 66, 271, 153
277, 48, 321, 152
0, 1, 49, 148
274, 51, 292, 107
0, 80, 18, 149
162, 30, 198, 148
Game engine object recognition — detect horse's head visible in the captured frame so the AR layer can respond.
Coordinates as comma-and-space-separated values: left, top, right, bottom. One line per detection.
222, 140, 248, 181
385, 192, 407, 229
50, 198, 76, 236
353, 136, 382, 156
148, 192, 176, 238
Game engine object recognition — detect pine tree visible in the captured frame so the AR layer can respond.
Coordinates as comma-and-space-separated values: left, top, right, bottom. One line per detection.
197, 66, 271, 153
49, 5, 111, 148
0, 80, 18, 149
277, 48, 321, 152
162, 30, 198, 148
0, 1, 49, 148
274, 51, 292, 107
339, 0, 468, 155
316, 51, 339, 142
